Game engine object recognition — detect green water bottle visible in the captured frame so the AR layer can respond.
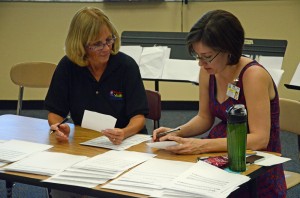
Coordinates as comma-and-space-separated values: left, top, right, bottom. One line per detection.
227, 104, 247, 172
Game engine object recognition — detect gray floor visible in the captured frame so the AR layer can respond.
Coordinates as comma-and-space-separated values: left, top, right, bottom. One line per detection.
0, 110, 299, 198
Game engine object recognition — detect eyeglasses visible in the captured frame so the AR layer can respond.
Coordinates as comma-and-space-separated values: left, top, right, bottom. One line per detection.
87, 35, 116, 51
191, 50, 220, 64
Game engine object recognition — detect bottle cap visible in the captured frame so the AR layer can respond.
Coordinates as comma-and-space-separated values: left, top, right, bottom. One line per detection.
227, 104, 247, 123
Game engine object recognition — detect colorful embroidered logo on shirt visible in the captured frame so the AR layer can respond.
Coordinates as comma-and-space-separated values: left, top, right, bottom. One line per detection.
110, 90, 123, 100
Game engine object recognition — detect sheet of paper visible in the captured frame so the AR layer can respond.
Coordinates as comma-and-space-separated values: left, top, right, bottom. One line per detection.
254, 151, 291, 166
3, 151, 88, 176
161, 59, 200, 83
258, 56, 284, 70
102, 158, 194, 196
163, 160, 250, 198
44, 175, 102, 188
44, 150, 156, 188
72, 150, 155, 172
81, 110, 116, 132
264, 68, 284, 87
80, 134, 151, 150
0, 139, 53, 163
146, 141, 178, 149
290, 62, 300, 86
139, 46, 171, 79
119, 45, 143, 65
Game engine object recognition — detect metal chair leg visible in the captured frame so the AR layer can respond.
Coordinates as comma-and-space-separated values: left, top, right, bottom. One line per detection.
48, 188, 52, 198
6, 181, 14, 198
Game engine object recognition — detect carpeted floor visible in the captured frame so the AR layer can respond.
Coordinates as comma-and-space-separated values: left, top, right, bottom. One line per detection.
0, 110, 299, 198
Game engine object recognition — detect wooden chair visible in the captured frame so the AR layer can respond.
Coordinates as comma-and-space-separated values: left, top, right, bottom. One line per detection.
145, 89, 161, 130
10, 62, 56, 115
9, 62, 56, 198
279, 98, 300, 189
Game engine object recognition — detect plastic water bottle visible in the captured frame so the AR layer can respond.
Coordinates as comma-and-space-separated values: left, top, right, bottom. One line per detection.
227, 104, 248, 172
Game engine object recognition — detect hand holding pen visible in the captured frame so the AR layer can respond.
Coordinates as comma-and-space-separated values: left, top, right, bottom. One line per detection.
153, 127, 181, 142
50, 117, 69, 134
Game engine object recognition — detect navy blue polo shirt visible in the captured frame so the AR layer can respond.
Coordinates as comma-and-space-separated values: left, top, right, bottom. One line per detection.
45, 52, 148, 134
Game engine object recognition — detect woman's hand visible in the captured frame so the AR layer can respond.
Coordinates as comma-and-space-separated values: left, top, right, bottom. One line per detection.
152, 127, 179, 142
164, 136, 206, 155
102, 128, 125, 145
50, 123, 70, 142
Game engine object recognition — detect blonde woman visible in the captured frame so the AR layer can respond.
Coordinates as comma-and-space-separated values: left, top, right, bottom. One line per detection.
46, 7, 148, 145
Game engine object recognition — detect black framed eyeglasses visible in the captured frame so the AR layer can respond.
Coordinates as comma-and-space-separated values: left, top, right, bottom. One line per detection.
191, 51, 220, 64
87, 35, 116, 51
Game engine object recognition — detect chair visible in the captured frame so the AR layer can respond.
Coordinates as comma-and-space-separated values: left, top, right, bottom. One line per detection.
10, 62, 56, 115
8, 62, 56, 198
279, 98, 300, 189
145, 89, 161, 130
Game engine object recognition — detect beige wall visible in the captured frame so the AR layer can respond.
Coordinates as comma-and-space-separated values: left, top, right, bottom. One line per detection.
0, 1, 299, 102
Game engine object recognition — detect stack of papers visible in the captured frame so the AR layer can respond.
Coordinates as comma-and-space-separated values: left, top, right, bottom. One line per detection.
102, 158, 194, 196
80, 134, 151, 150
120, 46, 285, 86
103, 159, 250, 198
44, 150, 156, 188
120, 45, 199, 83
0, 139, 53, 163
154, 160, 250, 198
0, 140, 7, 167
3, 151, 88, 176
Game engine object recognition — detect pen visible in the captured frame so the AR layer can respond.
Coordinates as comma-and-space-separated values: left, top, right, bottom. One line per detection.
156, 127, 181, 139
50, 117, 69, 134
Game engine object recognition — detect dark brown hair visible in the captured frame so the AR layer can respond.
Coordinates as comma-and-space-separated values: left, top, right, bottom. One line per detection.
187, 10, 244, 65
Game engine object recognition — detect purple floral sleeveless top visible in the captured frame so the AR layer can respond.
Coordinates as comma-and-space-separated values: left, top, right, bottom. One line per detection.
208, 61, 286, 197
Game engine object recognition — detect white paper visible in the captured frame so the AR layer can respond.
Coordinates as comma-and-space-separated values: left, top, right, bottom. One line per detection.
102, 158, 194, 196
80, 134, 151, 150
45, 150, 156, 188
81, 110, 116, 132
164, 160, 250, 198
290, 62, 300, 86
258, 56, 284, 70
146, 141, 179, 149
161, 59, 200, 83
0, 139, 53, 163
253, 151, 291, 166
44, 176, 102, 188
3, 151, 88, 176
264, 68, 284, 87
72, 150, 156, 172
119, 45, 143, 65
139, 46, 171, 79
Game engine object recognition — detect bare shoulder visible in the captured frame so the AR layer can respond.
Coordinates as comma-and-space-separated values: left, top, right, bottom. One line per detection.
243, 63, 271, 85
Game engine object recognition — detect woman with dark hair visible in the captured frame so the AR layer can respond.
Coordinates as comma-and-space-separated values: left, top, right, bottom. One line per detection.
153, 10, 286, 197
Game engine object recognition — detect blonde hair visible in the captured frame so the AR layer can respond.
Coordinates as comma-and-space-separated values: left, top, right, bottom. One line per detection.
65, 7, 120, 66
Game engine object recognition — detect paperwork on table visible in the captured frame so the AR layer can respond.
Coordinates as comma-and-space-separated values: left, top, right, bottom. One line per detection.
80, 134, 151, 150
0, 139, 52, 163
102, 158, 194, 196
3, 151, 87, 176
44, 150, 156, 188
